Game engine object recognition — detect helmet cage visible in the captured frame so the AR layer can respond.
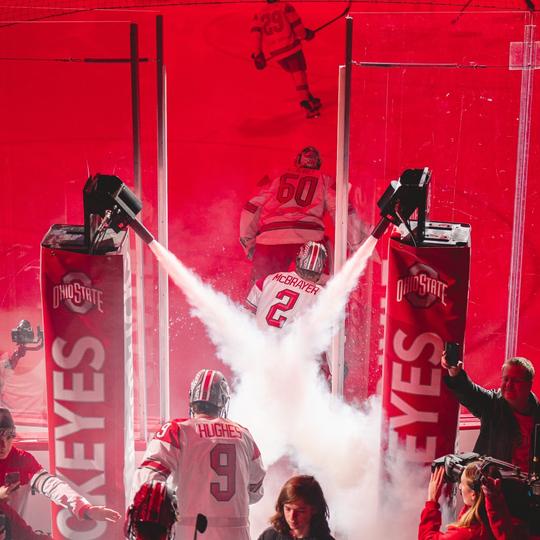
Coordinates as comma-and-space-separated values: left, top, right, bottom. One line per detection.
189, 369, 230, 418
295, 146, 321, 170
296, 241, 328, 277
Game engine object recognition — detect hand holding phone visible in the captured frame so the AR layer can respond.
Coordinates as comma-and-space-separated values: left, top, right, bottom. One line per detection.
0, 472, 20, 501
5, 472, 19, 485
444, 342, 462, 367
4, 472, 20, 488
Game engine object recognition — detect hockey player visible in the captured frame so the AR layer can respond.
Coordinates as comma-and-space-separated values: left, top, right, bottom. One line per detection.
240, 146, 364, 285
0, 408, 120, 523
129, 369, 266, 540
246, 241, 331, 379
246, 241, 327, 330
251, 0, 320, 118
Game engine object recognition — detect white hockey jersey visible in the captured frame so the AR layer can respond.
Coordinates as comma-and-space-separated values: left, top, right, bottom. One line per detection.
246, 270, 322, 329
131, 415, 265, 540
251, 2, 306, 62
240, 167, 335, 255
239, 167, 365, 259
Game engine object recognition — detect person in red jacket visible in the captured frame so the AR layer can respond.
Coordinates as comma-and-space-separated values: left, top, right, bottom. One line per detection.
419, 462, 522, 540
0, 408, 120, 524
0, 502, 52, 539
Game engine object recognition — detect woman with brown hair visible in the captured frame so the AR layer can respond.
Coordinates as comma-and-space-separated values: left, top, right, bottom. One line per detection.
258, 475, 335, 540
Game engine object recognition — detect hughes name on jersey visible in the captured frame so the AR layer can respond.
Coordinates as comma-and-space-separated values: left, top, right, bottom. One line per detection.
131, 415, 265, 540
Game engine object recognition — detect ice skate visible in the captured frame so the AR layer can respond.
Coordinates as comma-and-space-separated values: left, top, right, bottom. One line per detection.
309, 94, 322, 111
300, 99, 320, 119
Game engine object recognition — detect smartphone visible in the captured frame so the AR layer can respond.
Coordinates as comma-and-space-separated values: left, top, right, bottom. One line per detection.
444, 342, 462, 367
5, 472, 20, 486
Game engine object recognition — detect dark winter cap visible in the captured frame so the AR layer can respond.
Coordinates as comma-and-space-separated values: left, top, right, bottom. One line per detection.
0, 408, 16, 437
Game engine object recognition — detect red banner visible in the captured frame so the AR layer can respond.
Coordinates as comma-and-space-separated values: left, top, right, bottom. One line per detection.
381, 234, 470, 464
41, 230, 133, 539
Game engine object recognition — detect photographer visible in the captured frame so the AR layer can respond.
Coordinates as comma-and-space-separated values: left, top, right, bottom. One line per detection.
442, 355, 540, 472
419, 462, 518, 540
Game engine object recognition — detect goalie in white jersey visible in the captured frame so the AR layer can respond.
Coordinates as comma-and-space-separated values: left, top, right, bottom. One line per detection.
129, 369, 266, 540
240, 146, 366, 285
246, 241, 331, 379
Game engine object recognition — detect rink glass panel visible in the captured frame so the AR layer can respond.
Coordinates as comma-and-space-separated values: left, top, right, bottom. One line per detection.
0, 14, 162, 434
1, 6, 539, 438
347, 10, 540, 397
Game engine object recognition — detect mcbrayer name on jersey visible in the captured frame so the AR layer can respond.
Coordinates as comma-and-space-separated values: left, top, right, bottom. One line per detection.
196, 422, 243, 439
271, 273, 320, 294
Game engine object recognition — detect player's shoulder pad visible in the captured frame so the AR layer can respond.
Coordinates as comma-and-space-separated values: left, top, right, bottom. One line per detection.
257, 174, 271, 187
230, 420, 252, 435
153, 419, 184, 447
172, 417, 190, 423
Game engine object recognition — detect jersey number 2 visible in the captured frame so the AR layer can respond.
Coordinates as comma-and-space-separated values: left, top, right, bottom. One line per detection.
266, 289, 300, 328
210, 443, 236, 501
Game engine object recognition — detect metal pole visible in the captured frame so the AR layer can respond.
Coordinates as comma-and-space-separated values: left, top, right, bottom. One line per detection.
505, 18, 536, 359
130, 23, 148, 440
156, 15, 170, 423
331, 16, 353, 397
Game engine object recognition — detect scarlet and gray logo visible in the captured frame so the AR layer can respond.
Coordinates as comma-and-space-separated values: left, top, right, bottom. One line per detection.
396, 263, 448, 308
52, 272, 104, 314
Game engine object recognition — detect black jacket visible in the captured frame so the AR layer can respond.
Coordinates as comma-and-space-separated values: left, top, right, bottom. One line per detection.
444, 369, 540, 464
258, 527, 335, 540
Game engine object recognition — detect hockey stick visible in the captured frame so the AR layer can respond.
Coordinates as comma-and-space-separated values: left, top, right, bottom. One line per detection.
253, 0, 352, 67
313, 0, 352, 34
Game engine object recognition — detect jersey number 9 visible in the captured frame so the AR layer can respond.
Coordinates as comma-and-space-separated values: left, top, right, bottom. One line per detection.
210, 443, 236, 502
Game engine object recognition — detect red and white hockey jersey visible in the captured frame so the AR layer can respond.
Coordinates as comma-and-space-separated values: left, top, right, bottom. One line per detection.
240, 167, 335, 256
246, 270, 322, 330
0, 446, 92, 519
251, 2, 307, 62
131, 415, 265, 540
239, 166, 367, 260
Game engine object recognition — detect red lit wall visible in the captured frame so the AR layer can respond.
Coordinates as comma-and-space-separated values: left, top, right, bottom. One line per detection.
0, 2, 538, 432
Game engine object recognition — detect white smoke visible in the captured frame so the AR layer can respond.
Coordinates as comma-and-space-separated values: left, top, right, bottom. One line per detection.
149, 237, 427, 539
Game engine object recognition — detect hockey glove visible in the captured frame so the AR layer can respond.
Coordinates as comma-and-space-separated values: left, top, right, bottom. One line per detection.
252, 52, 266, 70
304, 28, 315, 40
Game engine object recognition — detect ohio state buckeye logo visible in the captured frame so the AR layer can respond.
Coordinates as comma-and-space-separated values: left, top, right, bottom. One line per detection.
52, 272, 104, 314
396, 263, 448, 308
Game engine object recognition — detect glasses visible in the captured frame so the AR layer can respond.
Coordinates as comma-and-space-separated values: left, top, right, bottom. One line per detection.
501, 376, 529, 384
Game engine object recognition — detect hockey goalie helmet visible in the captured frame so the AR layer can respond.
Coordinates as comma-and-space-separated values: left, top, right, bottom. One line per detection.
189, 369, 230, 418
296, 241, 328, 282
124, 481, 177, 540
296, 146, 321, 170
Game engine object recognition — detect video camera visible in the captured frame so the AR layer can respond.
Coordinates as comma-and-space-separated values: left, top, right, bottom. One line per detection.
5, 320, 44, 370
11, 320, 42, 347
432, 452, 540, 534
